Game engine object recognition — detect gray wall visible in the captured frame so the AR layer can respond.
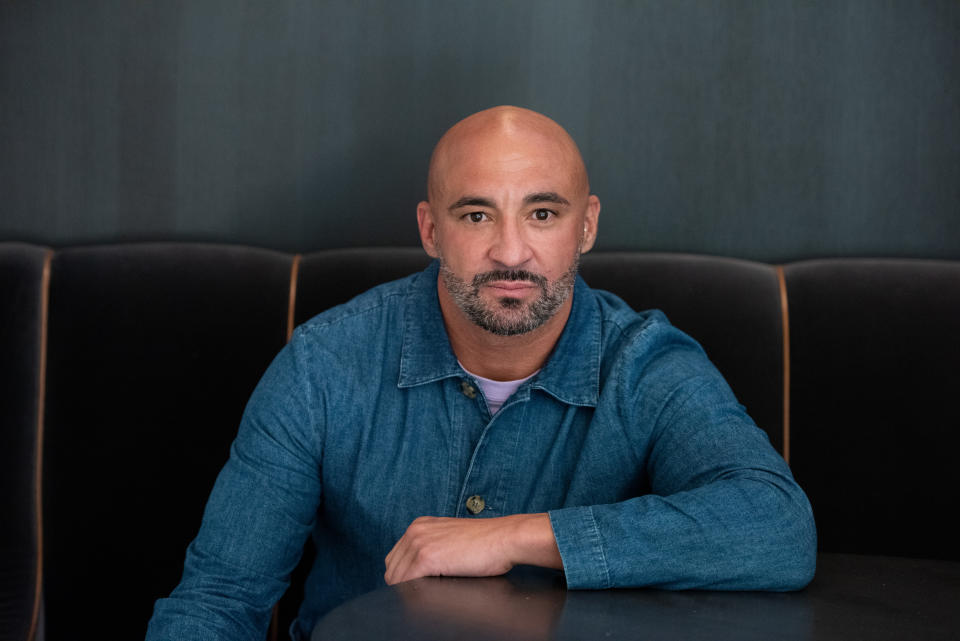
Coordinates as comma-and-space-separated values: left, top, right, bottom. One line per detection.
2, 1, 958, 262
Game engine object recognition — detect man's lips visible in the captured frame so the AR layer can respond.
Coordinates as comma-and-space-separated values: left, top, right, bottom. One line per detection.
484, 281, 538, 294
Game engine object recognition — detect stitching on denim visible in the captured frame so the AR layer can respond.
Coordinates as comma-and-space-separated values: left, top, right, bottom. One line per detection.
297, 288, 407, 335
608, 330, 712, 471
489, 401, 528, 516
456, 394, 498, 518
286, 329, 331, 474
587, 507, 611, 588
649, 376, 717, 442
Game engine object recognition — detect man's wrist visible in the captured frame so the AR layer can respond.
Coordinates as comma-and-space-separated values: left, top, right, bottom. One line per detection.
504, 513, 563, 570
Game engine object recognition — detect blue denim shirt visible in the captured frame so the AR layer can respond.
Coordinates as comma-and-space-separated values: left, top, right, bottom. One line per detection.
146, 261, 816, 641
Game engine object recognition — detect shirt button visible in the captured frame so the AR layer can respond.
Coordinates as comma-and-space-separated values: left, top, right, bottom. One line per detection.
460, 380, 477, 399
465, 495, 485, 514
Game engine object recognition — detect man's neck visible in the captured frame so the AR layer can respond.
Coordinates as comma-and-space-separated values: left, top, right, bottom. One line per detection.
436, 276, 572, 381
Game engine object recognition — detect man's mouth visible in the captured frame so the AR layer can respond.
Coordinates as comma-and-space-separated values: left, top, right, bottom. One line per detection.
472, 270, 547, 291
485, 280, 537, 292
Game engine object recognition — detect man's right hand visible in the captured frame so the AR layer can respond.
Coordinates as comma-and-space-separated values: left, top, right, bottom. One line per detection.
384, 513, 562, 585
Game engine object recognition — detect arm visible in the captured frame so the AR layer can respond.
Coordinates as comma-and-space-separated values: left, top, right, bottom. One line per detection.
146, 330, 323, 640
550, 366, 817, 591
385, 337, 815, 590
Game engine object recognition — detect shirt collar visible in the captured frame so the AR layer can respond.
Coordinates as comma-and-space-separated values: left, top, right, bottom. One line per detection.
398, 260, 601, 407
398, 261, 463, 387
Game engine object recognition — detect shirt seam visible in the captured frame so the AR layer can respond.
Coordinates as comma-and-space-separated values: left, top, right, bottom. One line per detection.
296, 289, 407, 335
608, 320, 692, 470
586, 506, 612, 588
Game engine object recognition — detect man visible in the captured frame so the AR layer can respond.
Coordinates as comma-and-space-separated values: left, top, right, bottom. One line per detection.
146, 106, 816, 641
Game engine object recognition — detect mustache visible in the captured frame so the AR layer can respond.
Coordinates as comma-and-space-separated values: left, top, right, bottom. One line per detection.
472, 270, 548, 289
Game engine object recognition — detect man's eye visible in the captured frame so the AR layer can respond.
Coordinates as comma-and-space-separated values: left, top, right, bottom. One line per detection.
466, 212, 487, 223
533, 209, 554, 221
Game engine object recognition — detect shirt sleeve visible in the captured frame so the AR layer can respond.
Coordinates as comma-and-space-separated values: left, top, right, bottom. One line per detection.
145, 327, 324, 640
548, 327, 817, 592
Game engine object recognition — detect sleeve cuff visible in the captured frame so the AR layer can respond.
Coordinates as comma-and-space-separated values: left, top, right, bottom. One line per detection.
548, 505, 611, 589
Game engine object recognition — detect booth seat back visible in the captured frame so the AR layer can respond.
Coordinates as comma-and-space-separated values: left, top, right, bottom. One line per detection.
1, 244, 49, 641
1, 241, 957, 641
785, 259, 960, 560
42, 244, 293, 641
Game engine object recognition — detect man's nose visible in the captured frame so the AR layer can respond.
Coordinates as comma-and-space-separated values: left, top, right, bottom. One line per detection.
488, 219, 533, 268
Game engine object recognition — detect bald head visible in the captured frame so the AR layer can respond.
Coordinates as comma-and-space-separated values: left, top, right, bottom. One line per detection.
426, 106, 590, 204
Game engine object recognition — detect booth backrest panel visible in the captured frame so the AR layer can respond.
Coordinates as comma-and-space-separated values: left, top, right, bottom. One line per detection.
0, 243, 48, 641
579, 253, 785, 453
294, 248, 433, 326
786, 259, 960, 561
42, 244, 292, 640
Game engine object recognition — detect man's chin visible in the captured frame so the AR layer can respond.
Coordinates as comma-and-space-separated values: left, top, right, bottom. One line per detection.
495, 296, 525, 309
473, 305, 542, 336
472, 288, 531, 311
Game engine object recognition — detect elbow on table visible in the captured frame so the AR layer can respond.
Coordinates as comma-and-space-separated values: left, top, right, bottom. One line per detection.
776, 544, 817, 591
768, 506, 818, 591
748, 472, 818, 591
734, 482, 817, 591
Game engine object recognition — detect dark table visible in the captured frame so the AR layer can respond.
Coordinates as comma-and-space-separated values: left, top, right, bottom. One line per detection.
311, 554, 960, 640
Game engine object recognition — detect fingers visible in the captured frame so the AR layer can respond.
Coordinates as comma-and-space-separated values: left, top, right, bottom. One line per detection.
384, 516, 442, 585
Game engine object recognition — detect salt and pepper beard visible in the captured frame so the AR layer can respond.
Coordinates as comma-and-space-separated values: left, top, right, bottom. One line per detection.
438, 250, 581, 336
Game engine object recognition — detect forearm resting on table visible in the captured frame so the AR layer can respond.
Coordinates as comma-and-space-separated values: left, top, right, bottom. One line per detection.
384, 512, 562, 585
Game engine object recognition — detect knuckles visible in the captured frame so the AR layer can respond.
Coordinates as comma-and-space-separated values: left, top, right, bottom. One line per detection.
404, 516, 442, 540
409, 515, 440, 528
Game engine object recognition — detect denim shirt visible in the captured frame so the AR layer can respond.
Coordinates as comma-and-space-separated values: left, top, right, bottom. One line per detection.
146, 261, 816, 641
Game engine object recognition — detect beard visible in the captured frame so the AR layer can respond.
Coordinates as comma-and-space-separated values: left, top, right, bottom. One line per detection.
438, 251, 580, 336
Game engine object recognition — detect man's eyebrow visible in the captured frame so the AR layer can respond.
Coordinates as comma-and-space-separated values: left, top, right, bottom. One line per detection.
449, 195, 496, 211
447, 192, 571, 211
524, 192, 570, 206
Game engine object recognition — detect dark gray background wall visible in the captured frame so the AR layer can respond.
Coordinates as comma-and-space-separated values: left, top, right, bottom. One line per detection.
2, 1, 958, 262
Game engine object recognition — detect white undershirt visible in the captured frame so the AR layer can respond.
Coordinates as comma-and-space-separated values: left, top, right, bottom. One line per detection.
459, 361, 541, 415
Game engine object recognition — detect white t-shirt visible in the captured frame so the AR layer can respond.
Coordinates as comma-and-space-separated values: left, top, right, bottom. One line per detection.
459, 361, 540, 415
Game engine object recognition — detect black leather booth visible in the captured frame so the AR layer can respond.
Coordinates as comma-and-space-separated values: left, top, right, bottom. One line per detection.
2, 242, 958, 641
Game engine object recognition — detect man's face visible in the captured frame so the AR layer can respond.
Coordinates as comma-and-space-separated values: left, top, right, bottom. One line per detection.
438, 247, 581, 336
418, 116, 599, 336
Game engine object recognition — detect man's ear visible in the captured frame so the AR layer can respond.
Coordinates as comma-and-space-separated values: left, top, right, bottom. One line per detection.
580, 195, 601, 254
417, 201, 440, 258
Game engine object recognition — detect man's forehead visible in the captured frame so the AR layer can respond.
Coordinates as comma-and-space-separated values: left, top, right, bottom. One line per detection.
436, 140, 582, 198
436, 162, 577, 203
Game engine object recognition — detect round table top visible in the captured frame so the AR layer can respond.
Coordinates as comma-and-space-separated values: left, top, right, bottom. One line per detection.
311, 553, 960, 641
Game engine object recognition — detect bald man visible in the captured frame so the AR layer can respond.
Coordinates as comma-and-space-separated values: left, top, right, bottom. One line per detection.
147, 107, 816, 641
